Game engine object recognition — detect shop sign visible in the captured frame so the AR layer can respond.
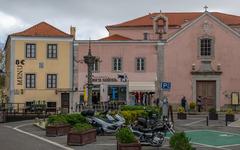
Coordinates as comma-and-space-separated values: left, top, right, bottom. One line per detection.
93, 76, 118, 82
16, 60, 25, 86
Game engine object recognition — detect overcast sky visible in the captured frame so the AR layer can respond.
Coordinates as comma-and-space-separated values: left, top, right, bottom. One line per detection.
0, 0, 240, 43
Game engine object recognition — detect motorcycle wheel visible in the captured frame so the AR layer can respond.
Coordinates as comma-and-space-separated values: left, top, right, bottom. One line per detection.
150, 133, 165, 147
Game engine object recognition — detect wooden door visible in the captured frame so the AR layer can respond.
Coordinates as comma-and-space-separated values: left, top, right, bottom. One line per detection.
61, 93, 69, 113
196, 81, 216, 111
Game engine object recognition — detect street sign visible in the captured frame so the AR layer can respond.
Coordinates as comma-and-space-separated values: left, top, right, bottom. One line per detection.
161, 82, 171, 91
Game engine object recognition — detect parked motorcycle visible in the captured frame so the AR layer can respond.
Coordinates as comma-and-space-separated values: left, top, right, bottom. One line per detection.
129, 125, 165, 147
81, 110, 125, 135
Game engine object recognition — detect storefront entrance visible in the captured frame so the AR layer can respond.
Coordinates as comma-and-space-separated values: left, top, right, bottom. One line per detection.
196, 81, 216, 111
93, 85, 100, 104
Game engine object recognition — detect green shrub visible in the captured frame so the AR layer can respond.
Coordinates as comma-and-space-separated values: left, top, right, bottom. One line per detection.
72, 123, 93, 133
120, 110, 147, 125
65, 113, 87, 126
189, 102, 196, 110
47, 114, 68, 126
208, 108, 216, 113
120, 105, 145, 111
120, 105, 162, 123
47, 113, 87, 126
226, 108, 234, 115
116, 127, 137, 144
177, 106, 185, 113
170, 132, 193, 150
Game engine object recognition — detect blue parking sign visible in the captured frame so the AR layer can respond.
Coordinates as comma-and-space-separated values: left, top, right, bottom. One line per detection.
161, 82, 171, 91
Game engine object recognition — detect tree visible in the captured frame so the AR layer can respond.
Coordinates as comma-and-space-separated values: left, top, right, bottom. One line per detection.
0, 48, 5, 89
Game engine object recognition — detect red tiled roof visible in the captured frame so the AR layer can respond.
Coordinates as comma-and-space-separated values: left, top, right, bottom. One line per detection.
99, 34, 132, 41
107, 12, 240, 28
11, 22, 72, 37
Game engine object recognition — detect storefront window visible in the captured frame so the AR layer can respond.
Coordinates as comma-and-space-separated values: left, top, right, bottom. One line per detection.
108, 85, 126, 101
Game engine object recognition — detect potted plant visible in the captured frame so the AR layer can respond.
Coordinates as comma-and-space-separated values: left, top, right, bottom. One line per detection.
189, 101, 196, 112
116, 127, 141, 150
46, 114, 70, 137
177, 106, 187, 120
225, 108, 235, 122
67, 123, 96, 146
208, 108, 218, 120
170, 132, 195, 150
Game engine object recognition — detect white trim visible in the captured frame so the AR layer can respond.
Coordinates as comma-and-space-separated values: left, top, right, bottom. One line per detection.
206, 12, 240, 38
11, 36, 73, 42
167, 13, 206, 42
13, 123, 74, 150
167, 12, 240, 42
185, 129, 240, 136
184, 119, 205, 126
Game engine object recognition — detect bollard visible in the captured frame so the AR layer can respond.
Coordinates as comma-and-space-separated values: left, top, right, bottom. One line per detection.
206, 116, 208, 126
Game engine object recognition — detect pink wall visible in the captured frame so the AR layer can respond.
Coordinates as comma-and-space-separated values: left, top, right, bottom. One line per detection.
165, 15, 240, 106
108, 27, 180, 40
77, 42, 157, 91
76, 14, 240, 108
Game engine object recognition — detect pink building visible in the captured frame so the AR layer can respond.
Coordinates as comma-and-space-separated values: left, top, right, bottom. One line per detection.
75, 10, 240, 110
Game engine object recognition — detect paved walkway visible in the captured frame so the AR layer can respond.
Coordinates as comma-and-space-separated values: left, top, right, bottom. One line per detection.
1, 114, 240, 150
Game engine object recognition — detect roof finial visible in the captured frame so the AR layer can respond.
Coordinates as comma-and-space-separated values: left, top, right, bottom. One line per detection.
204, 5, 208, 12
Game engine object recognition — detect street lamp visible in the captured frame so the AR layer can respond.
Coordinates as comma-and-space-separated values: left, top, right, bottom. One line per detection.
83, 40, 96, 106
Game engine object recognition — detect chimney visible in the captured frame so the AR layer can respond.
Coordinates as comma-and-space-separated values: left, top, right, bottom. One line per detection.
70, 26, 76, 39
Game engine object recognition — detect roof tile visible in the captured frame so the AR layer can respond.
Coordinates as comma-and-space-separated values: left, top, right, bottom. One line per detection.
11, 22, 72, 37
99, 34, 132, 41
107, 12, 240, 28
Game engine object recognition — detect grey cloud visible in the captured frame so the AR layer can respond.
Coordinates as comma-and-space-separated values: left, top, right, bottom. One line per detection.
0, 0, 240, 43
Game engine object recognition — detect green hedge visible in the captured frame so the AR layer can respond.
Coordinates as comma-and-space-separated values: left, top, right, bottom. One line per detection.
72, 123, 93, 133
116, 127, 137, 144
120, 110, 147, 125
170, 132, 193, 150
120, 105, 162, 124
47, 113, 87, 126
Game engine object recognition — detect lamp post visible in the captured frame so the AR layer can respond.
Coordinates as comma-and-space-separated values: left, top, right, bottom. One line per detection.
83, 40, 96, 106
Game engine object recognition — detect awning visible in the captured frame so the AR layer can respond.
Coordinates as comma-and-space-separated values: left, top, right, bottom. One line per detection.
129, 82, 155, 92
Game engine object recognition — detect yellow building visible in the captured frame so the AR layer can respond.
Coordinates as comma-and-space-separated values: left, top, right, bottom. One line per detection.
4, 22, 74, 112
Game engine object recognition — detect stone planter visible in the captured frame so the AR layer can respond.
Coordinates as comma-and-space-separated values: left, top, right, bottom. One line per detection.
225, 114, 235, 122
67, 129, 96, 146
177, 113, 187, 120
209, 113, 218, 120
117, 141, 141, 150
46, 124, 71, 137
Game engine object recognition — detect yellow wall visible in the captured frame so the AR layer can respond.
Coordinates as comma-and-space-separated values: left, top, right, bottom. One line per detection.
12, 39, 72, 107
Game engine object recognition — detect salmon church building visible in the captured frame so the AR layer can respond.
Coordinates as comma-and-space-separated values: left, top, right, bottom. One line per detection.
75, 9, 240, 111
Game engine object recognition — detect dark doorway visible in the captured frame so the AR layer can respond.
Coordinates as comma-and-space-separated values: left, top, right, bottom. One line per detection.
196, 81, 216, 111
61, 93, 69, 113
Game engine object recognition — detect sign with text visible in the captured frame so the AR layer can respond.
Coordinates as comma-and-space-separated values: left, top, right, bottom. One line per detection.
16, 59, 25, 86
93, 76, 118, 82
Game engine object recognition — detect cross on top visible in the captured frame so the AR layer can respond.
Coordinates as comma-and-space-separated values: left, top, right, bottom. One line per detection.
204, 5, 208, 12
